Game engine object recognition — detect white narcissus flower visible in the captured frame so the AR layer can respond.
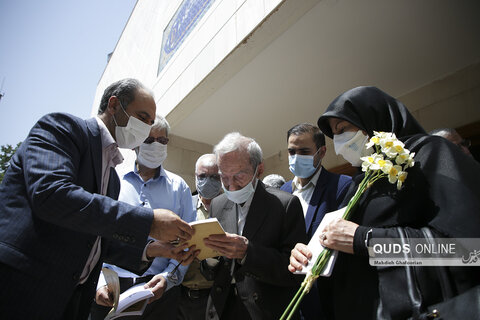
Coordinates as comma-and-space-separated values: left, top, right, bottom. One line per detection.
378, 159, 393, 175
361, 153, 382, 172
387, 165, 402, 184
381, 138, 398, 158
374, 131, 390, 139
393, 140, 406, 154
395, 150, 410, 165
406, 152, 415, 168
397, 171, 408, 190
366, 135, 380, 149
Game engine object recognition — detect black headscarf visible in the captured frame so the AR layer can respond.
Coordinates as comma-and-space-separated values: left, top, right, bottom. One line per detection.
315, 86, 480, 319
317, 86, 480, 238
317, 86, 425, 139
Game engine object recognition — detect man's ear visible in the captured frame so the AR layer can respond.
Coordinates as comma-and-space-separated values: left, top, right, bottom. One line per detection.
318, 146, 327, 159
106, 96, 120, 116
257, 162, 264, 177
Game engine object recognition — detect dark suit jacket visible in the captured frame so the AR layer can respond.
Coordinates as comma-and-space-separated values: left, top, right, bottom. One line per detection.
205, 181, 307, 320
281, 167, 352, 240
0, 113, 153, 319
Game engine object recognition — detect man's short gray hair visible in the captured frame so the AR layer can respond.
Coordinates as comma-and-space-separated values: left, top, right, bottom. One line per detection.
152, 114, 170, 136
429, 128, 457, 137
213, 132, 263, 170
195, 154, 217, 173
97, 78, 153, 114
262, 174, 286, 189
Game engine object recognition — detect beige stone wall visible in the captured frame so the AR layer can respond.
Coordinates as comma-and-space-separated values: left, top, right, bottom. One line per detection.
164, 61, 480, 186
400, 61, 480, 132
262, 61, 480, 179
162, 134, 213, 192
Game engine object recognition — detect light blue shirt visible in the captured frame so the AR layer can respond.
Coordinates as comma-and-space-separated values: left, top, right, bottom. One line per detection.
103, 164, 196, 291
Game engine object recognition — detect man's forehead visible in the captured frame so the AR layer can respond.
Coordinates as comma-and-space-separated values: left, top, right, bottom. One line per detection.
219, 151, 250, 168
132, 90, 156, 113
150, 127, 167, 136
219, 150, 249, 161
197, 164, 218, 173
288, 132, 315, 144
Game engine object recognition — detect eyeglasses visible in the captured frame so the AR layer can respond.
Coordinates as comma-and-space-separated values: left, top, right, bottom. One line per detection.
144, 136, 169, 145
196, 173, 220, 180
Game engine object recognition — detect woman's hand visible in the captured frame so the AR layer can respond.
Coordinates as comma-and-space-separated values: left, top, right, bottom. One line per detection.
319, 218, 359, 254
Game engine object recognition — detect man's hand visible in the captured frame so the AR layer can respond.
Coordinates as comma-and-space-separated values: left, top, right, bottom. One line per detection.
204, 232, 248, 260
144, 275, 167, 302
288, 243, 311, 273
146, 240, 200, 264
150, 209, 194, 243
95, 285, 114, 307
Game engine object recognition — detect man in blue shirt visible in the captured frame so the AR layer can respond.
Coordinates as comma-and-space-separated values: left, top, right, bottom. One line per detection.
91, 115, 196, 320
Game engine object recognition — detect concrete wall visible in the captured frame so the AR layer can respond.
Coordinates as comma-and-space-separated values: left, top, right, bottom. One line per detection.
116, 60, 480, 190
163, 134, 213, 191
122, 60, 480, 189
91, 0, 284, 118
100, 0, 284, 191
101, 1, 480, 188
262, 61, 480, 180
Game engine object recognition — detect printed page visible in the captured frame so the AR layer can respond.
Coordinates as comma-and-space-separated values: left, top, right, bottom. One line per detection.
294, 207, 346, 277
105, 283, 154, 319
102, 268, 120, 312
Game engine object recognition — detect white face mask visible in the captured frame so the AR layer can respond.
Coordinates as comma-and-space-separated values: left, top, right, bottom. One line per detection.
222, 167, 257, 204
333, 131, 370, 167
114, 103, 152, 149
137, 142, 167, 169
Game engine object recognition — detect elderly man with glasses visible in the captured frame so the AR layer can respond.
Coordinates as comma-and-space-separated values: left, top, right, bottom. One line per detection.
201, 132, 307, 320
90, 115, 197, 320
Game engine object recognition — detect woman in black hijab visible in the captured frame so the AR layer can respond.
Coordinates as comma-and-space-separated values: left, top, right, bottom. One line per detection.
288, 86, 480, 319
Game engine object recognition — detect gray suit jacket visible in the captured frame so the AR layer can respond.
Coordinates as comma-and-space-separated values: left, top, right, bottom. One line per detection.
205, 181, 307, 320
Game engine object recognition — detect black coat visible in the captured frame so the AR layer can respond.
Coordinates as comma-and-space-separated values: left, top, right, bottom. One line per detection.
205, 182, 307, 320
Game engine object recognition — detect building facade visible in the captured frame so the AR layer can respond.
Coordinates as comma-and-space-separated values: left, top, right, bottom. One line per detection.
92, 0, 480, 190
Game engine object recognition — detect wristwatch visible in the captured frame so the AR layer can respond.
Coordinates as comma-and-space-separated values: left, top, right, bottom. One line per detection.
364, 228, 373, 249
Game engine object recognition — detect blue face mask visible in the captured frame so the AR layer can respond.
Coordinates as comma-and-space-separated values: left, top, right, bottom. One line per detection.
288, 149, 320, 178
222, 167, 257, 204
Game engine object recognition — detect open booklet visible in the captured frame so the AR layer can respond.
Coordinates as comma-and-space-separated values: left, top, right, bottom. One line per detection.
294, 206, 346, 277
182, 217, 226, 260
102, 268, 154, 320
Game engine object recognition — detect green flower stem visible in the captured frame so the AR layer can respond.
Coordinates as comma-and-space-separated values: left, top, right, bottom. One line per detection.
287, 286, 308, 320
281, 132, 415, 320
280, 170, 374, 320
280, 283, 304, 320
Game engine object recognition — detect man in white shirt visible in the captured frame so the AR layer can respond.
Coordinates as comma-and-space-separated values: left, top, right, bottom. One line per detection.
280, 123, 352, 320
